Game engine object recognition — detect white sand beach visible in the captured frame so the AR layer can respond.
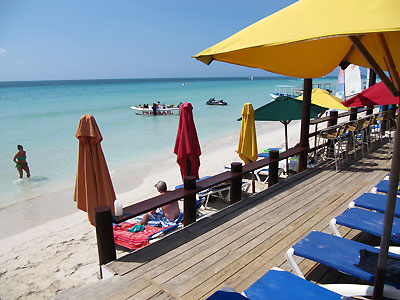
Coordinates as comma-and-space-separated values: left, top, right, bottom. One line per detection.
0, 121, 301, 300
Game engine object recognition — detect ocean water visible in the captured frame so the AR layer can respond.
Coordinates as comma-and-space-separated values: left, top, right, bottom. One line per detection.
0, 76, 337, 208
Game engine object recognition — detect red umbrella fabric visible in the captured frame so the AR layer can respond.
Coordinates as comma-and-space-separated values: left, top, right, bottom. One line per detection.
74, 114, 116, 225
174, 103, 201, 181
342, 81, 398, 107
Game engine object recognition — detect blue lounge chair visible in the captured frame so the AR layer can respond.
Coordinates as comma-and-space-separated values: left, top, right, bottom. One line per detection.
286, 231, 400, 289
207, 268, 400, 299
243, 269, 343, 300
328, 207, 400, 243
372, 180, 400, 195
349, 193, 400, 218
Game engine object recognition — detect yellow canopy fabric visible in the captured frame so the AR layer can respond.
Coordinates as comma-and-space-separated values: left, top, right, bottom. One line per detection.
194, 0, 400, 78
296, 88, 350, 111
238, 103, 258, 164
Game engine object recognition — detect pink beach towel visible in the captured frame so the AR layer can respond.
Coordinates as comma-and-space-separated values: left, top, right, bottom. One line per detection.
113, 222, 169, 250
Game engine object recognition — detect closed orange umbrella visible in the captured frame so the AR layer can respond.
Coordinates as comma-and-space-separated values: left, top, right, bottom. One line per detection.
74, 114, 116, 225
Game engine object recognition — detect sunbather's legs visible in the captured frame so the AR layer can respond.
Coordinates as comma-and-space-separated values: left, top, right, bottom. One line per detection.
140, 212, 150, 225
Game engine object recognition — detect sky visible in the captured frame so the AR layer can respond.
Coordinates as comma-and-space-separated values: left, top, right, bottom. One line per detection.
0, 0, 303, 81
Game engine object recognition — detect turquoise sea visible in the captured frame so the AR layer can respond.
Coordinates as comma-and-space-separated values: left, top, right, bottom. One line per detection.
0, 76, 337, 209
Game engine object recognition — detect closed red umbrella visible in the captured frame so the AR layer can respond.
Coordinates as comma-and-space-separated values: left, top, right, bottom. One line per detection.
74, 114, 116, 225
342, 81, 398, 107
174, 103, 201, 181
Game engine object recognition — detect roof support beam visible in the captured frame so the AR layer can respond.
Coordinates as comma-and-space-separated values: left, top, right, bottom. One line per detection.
348, 35, 399, 97
378, 33, 400, 92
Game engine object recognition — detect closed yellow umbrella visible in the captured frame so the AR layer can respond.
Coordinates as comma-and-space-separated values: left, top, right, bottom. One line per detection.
194, 0, 400, 80
238, 103, 258, 193
238, 103, 258, 164
296, 88, 350, 111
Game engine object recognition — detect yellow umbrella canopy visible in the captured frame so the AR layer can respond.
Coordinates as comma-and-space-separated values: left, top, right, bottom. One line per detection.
194, 0, 400, 79
238, 103, 258, 164
296, 88, 350, 111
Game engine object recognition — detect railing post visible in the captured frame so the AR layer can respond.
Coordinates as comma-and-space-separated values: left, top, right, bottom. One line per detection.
299, 78, 312, 172
327, 110, 339, 156
95, 205, 116, 279
229, 162, 242, 205
268, 150, 279, 187
390, 105, 397, 130
183, 176, 196, 226
349, 108, 358, 121
382, 105, 389, 135
328, 110, 339, 126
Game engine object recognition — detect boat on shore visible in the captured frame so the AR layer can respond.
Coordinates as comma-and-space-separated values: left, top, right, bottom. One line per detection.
206, 98, 227, 106
130, 106, 180, 116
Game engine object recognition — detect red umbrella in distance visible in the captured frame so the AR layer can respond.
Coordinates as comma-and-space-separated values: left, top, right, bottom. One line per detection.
342, 81, 398, 107
174, 103, 201, 181
74, 114, 116, 225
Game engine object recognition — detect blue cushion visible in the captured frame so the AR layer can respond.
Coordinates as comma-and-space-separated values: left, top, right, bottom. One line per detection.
244, 269, 342, 300
335, 208, 400, 243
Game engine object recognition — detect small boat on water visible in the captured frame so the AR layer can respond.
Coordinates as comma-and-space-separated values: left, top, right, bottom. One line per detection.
269, 85, 303, 99
270, 83, 332, 99
130, 106, 180, 116
206, 98, 227, 106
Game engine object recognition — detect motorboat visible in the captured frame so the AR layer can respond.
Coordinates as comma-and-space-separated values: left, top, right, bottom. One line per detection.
270, 83, 332, 99
206, 98, 227, 106
130, 106, 180, 116
269, 85, 303, 99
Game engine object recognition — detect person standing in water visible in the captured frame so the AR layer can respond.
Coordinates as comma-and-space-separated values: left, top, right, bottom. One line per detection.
13, 145, 30, 179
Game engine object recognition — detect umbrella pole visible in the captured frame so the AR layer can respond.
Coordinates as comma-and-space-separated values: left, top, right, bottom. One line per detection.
249, 160, 256, 194
372, 96, 400, 300
283, 121, 290, 174
186, 158, 192, 177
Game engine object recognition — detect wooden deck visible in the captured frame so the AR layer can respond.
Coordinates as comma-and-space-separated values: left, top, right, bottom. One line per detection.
60, 144, 393, 300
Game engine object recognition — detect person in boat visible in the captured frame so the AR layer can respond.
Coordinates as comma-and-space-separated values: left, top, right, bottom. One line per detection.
139, 181, 180, 225
152, 103, 157, 116
13, 145, 30, 179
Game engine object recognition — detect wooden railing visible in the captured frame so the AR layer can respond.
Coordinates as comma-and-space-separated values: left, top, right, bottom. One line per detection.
94, 104, 396, 274
94, 147, 305, 272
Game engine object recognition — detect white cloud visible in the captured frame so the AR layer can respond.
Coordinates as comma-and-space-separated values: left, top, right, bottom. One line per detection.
0, 48, 6, 55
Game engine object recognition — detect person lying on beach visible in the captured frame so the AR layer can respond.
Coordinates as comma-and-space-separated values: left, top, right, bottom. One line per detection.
139, 181, 180, 225
13, 145, 30, 179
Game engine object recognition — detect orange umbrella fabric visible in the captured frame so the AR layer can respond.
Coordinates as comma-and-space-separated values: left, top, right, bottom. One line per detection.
74, 114, 116, 225
174, 103, 201, 181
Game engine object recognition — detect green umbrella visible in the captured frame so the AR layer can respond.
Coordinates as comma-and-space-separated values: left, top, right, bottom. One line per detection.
242, 96, 326, 173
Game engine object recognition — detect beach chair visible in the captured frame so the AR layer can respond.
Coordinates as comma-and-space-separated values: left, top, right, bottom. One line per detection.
206, 268, 400, 299
198, 181, 251, 207
113, 212, 183, 250
255, 167, 284, 184
286, 231, 400, 289
348, 192, 400, 218
371, 180, 400, 196
328, 207, 400, 243
224, 165, 283, 184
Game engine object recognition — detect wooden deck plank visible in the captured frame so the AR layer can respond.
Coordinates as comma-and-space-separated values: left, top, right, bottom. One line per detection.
60, 143, 392, 300
161, 168, 360, 295
186, 181, 366, 299
110, 166, 336, 281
